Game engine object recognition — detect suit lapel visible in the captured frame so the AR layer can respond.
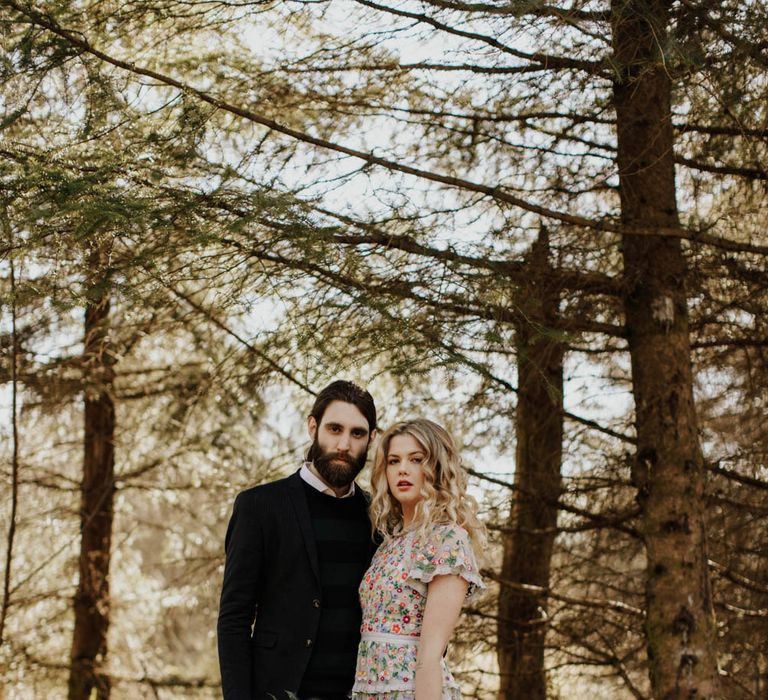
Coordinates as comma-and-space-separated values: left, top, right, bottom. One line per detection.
287, 470, 320, 583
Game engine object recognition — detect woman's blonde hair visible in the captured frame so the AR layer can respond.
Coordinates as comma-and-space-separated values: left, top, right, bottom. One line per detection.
369, 418, 486, 552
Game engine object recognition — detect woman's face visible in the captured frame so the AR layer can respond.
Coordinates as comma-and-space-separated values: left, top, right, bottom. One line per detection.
385, 433, 427, 514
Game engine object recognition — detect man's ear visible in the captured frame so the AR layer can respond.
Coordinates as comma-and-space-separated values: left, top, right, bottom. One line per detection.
307, 415, 318, 440
369, 428, 378, 445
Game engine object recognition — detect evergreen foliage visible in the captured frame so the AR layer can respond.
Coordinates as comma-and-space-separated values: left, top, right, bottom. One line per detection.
0, 0, 766, 697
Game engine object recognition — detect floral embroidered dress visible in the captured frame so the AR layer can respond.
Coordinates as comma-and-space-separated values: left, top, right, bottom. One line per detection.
351, 523, 483, 699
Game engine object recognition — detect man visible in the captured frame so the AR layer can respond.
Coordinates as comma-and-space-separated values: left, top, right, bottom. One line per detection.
217, 380, 378, 699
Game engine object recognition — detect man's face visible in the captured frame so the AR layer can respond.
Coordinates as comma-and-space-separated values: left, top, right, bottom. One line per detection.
307, 400, 374, 488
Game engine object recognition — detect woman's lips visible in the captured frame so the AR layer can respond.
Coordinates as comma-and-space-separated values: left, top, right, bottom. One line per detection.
397, 481, 412, 490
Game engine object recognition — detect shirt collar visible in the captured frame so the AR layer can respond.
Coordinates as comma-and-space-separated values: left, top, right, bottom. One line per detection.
300, 462, 356, 498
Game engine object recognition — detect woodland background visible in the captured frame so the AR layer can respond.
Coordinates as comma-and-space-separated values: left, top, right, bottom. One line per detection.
1, 0, 767, 698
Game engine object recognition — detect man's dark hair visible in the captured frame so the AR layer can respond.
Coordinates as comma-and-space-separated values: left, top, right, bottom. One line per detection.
309, 380, 377, 432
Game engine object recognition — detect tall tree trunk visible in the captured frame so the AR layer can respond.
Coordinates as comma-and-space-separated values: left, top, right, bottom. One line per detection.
1, 252, 20, 646
497, 228, 564, 700
611, 1, 719, 697
68, 242, 115, 700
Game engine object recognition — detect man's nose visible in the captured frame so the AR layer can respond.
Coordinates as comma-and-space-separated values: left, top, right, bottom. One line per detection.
337, 432, 351, 452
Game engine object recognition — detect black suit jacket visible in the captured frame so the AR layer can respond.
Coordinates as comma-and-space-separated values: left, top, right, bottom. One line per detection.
217, 469, 374, 699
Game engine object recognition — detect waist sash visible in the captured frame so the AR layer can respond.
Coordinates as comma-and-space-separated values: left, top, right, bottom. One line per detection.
360, 630, 420, 645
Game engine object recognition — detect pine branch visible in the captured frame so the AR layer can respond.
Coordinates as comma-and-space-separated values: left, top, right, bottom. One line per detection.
5, 0, 767, 256
482, 570, 645, 616
350, 0, 608, 74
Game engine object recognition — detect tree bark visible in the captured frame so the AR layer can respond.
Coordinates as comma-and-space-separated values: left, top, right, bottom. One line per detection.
611, 1, 719, 697
1, 252, 20, 646
497, 228, 564, 700
68, 242, 116, 700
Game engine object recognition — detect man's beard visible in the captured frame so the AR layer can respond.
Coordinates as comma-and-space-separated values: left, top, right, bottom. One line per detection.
308, 437, 367, 488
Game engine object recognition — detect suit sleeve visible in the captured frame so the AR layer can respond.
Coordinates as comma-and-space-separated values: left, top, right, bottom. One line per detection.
217, 490, 262, 699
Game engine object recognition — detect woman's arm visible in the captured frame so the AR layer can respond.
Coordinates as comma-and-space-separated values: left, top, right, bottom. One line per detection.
415, 574, 469, 700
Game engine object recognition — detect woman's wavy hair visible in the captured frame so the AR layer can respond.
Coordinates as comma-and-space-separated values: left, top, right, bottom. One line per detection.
369, 418, 486, 552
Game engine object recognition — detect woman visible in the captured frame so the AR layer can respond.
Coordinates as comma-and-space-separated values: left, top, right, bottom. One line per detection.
352, 418, 485, 699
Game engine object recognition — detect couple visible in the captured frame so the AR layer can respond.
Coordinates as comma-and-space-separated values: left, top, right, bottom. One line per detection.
217, 380, 484, 699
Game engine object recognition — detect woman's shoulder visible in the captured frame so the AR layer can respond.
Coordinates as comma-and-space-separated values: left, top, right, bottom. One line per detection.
410, 521, 474, 557
407, 520, 484, 592
423, 521, 471, 543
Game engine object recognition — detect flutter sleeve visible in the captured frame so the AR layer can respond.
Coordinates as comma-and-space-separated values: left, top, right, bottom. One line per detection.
407, 523, 484, 597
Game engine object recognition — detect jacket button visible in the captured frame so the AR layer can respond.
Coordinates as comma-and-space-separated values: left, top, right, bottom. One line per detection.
312, 599, 321, 608
305, 638, 313, 647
